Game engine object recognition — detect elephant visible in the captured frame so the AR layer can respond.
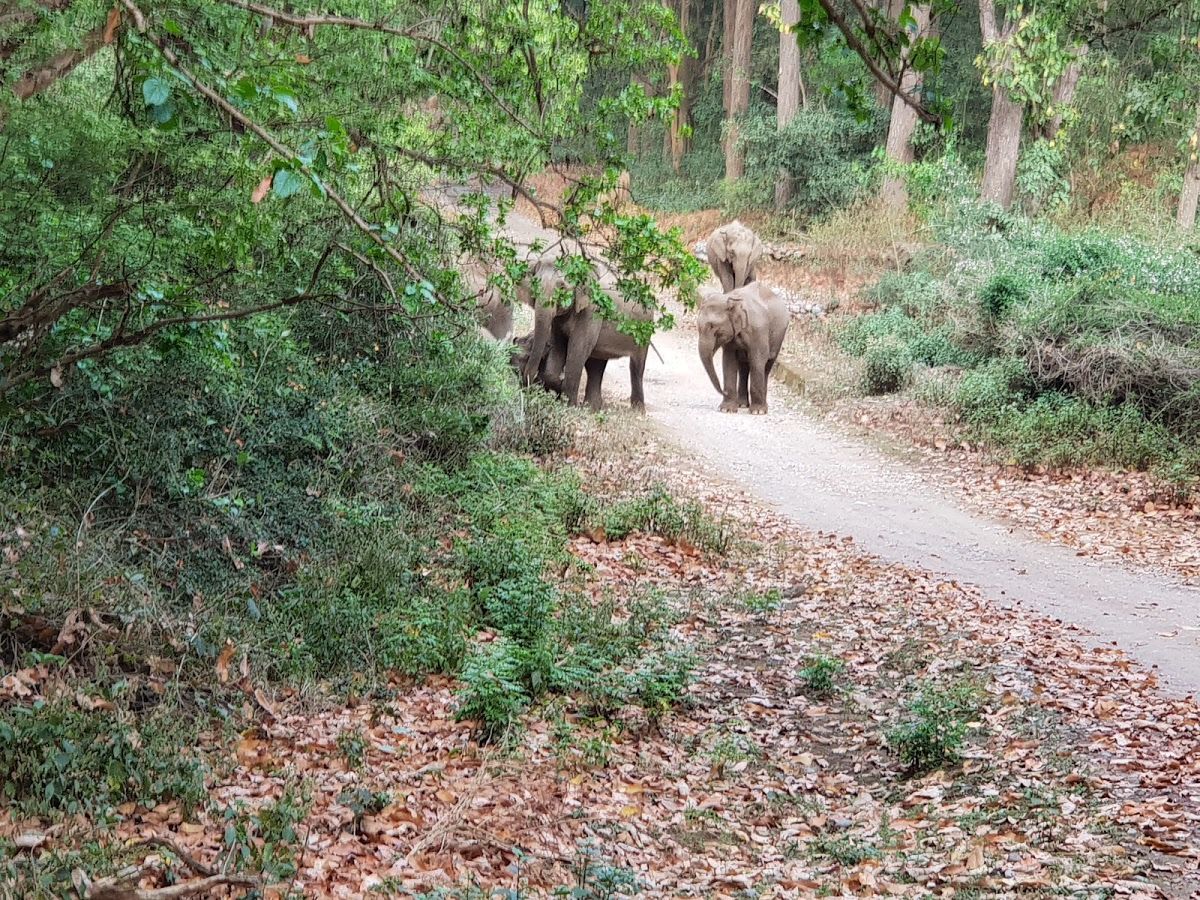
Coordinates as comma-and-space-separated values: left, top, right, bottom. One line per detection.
463, 264, 514, 342
518, 255, 650, 412
707, 220, 764, 293
697, 282, 789, 415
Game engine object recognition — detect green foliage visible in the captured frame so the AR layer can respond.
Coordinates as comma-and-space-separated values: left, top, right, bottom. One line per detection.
0, 701, 206, 818
739, 108, 882, 217
810, 834, 880, 867
599, 485, 731, 554
978, 274, 1030, 321
220, 785, 309, 882
798, 655, 846, 695
862, 342, 913, 395
886, 681, 983, 774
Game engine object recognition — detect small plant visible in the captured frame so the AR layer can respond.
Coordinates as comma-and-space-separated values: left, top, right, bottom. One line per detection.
455, 638, 531, 741
706, 726, 761, 776
798, 654, 845, 695
0, 700, 206, 817
336, 726, 369, 770
555, 842, 640, 899
810, 834, 880, 867
739, 587, 782, 615
338, 786, 391, 833
886, 680, 983, 774
221, 784, 309, 882
978, 273, 1029, 321
629, 648, 695, 725
862, 342, 912, 395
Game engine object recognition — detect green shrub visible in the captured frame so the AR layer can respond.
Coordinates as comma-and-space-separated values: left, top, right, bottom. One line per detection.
862, 342, 912, 395
838, 307, 924, 357
0, 701, 206, 817
599, 485, 731, 554
455, 638, 532, 741
885, 681, 983, 774
740, 107, 882, 218
1038, 232, 1122, 278
798, 654, 845, 695
978, 273, 1030, 321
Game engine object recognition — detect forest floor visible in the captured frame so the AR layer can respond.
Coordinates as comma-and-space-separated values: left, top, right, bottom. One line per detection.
8, 200, 1200, 898
12, 410, 1198, 898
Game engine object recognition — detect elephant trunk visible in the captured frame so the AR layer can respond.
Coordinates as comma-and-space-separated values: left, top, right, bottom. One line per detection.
699, 336, 723, 395
733, 253, 749, 289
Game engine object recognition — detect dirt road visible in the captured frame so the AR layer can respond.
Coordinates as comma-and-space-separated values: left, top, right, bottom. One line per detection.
501, 207, 1200, 694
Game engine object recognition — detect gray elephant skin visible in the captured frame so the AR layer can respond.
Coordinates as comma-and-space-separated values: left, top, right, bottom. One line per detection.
697, 283, 789, 415
706, 220, 764, 293
463, 264, 514, 342
519, 256, 650, 412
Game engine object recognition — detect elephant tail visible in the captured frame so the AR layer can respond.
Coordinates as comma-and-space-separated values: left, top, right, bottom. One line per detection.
649, 341, 664, 364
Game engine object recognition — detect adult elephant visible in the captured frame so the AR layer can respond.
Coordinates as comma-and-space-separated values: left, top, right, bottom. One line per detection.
697, 283, 789, 415
707, 220, 764, 293
519, 255, 650, 412
463, 264, 514, 342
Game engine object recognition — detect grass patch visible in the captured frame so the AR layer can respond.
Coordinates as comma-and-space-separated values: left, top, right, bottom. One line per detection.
886, 679, 984, 775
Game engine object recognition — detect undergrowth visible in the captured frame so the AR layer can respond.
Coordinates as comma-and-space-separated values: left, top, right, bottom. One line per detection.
0, 304, 704, 818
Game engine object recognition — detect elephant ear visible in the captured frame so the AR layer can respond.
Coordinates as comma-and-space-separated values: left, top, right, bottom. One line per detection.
747, 234, 765, 270
727, 296, 750, 339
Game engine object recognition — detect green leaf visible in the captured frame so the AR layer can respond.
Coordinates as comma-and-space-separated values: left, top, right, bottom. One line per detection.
142, 77, 171, 107
272, 169, 305, 199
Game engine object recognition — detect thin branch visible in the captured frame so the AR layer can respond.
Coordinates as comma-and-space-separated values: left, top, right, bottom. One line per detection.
119, 0, 428, 289
215, 0, 540, 137
0, 294, 317, 396
9, 7, 121, 103
814, 0, 940, 125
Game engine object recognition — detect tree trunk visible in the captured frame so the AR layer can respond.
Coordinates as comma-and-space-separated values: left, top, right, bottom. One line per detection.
872, 0, 904, 109
667, 0, 693, 173
879, 4, 930, 210
774, 0, 801, 209
977, 0, 1023, 210
979, 84, 1024, 209
1178, 96, 1200, 230
722, 0, 735, 114
1044, 44, 1087, 140
724, 0, 754, 181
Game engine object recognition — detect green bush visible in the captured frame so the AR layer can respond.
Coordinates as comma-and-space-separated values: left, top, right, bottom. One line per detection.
0, 701, 206, 817
886, 681, 982, 774
978, 273, 1030, 321
739, 107, 882, 218
1038, 232, 1122, 278
599, 485, 731, 553
862, 342, 912, 395
798, 654, 845, 695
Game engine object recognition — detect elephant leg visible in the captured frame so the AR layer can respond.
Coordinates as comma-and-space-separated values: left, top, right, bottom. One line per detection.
628, 348, 647, 413
719, 346, 740, 413
583, 358, 608, 411
748, 349, 769, 415
765, 356, 776, 377
560, 317, 599, 406
737, 349, 751, 408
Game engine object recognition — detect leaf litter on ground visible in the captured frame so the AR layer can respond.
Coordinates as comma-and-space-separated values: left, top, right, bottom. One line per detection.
4, 415, 1200, 897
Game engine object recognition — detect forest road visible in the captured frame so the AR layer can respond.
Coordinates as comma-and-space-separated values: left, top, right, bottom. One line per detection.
498, 206, 1200, 694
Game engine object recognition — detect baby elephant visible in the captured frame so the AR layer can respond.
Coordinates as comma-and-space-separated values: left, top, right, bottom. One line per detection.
697, 283, 789, 415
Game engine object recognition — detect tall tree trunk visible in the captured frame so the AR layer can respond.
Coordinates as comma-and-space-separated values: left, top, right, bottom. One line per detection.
667, 0, 693, 173
722, 0, 735, 114
1044, 44, 1087, 140
980, 85, 1024, 209
1178, 95, 1200, 230
774, 0, 801, 209
978, 0, 1023, 210
871, 0, 904, 109
724, 0, 754, 181
880, 4, 931, 210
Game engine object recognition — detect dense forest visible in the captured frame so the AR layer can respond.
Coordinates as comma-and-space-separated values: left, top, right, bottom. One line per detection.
4, 0, 1200, 897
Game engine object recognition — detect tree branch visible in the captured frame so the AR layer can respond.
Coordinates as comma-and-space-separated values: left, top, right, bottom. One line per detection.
7, 7, 121, 105
119, 0, 429, 289
815, 0, 940, 125
0, 294, 316, 396
214, 0, 540, 137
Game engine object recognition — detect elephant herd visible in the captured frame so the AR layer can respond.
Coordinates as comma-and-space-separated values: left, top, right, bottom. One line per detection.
477, 220, 790, 416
